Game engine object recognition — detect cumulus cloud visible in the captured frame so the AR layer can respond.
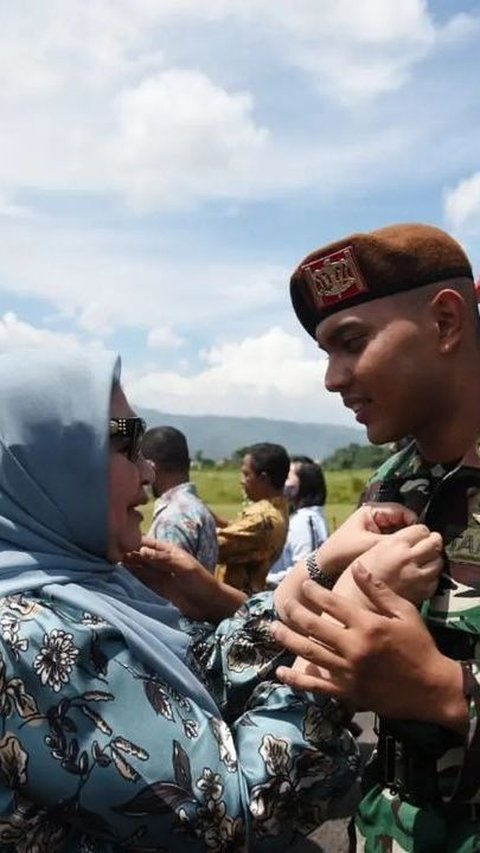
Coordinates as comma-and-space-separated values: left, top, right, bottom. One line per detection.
0, 312, 105, 355
0, 0, 473, 209
126, 326, 352, 425
110, 69, 268, 210
252, 0, 437, 103
147, 325, 185, 350
444, 172, 480, 235
0, 218, 290, 338
0, 315, 352, 424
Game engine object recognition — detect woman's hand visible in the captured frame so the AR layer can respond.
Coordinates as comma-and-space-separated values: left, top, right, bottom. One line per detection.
274, 502, 417, 622
334, 523, 443, 607
124, 538, 247, 622
318, 502, 419, 575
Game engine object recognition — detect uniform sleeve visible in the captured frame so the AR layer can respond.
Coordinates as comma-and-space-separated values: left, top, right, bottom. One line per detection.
0, 593, 358, 851
436, 659, 480, 804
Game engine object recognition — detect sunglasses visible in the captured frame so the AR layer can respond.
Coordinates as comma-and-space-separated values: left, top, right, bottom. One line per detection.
109, 417, 146, 461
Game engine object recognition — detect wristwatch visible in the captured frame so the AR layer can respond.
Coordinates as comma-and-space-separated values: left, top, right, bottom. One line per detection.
305, 552, 336, 589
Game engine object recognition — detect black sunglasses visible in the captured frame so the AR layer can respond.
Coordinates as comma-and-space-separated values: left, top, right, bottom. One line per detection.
109, 417, 146, 461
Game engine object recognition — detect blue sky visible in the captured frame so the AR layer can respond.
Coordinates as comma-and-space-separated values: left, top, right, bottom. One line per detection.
0, 0, 479, 428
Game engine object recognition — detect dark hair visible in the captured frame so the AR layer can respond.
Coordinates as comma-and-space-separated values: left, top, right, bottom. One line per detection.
142, 426, 190, 473
293, 461, 327, 509
246, 442, 290, 490
290, 454, 314, 465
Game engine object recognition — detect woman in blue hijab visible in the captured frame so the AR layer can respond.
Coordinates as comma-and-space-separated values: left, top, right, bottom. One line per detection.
0, 348, 358, 852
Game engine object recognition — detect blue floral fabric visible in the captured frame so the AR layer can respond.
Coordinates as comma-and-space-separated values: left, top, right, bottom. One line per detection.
0, 589, 359, 852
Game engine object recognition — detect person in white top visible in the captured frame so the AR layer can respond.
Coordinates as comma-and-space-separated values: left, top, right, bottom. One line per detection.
267, 455, 329, 587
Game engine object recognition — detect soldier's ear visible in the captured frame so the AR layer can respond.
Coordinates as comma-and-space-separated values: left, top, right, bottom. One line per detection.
429, 288, 464, 354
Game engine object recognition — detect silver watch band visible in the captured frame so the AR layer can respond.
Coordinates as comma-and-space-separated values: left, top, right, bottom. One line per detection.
305, 552, 336, 589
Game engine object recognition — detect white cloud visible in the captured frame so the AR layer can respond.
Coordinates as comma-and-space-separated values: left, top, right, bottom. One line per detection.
110, 69, 268, 210
0, 192, 34, 220
0, 315, 355, 426
255, 0, 437, 103
444, 172, 480, 235
126, 326, 353, 425
0, 0, 473, 209
0, 219, 290, 338
147, 325, 185, 350
0, 312, 105, 355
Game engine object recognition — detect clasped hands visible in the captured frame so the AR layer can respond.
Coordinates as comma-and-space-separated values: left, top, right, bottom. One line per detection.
272, 503, 468, 732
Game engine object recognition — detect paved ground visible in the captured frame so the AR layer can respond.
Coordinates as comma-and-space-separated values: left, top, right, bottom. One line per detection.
289, 712, 376, 852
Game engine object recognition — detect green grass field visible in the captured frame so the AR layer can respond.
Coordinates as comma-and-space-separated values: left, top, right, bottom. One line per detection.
141, 467, 372, 533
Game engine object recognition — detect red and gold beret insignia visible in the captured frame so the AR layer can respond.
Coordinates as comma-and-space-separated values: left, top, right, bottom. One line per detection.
290, 223, 474, 339
301, 246, 369, 311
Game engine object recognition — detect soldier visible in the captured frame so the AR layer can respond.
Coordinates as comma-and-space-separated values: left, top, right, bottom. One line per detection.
272, 224, 480, 851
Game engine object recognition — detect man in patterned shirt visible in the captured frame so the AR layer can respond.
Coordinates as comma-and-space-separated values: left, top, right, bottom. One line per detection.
143, 426, 218, 572
215, 442, 290, 594
281, 223, 480, 852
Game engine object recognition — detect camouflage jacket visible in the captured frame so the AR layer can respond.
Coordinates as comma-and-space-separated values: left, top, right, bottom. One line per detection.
356, 440, 480, 852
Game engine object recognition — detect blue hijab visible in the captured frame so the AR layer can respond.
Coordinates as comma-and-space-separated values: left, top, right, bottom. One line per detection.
0, 348, 219, 716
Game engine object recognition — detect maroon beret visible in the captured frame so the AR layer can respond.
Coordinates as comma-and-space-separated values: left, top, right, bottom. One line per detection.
290, 223, 474, 338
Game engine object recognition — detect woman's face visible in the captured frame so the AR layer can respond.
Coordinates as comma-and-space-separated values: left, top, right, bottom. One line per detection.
108, 386, 154, 563
284, 463, 300, 500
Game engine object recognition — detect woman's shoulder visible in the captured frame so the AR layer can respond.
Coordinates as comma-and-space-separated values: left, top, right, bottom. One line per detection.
0, 591, 113, 635
0, 591, 127, 687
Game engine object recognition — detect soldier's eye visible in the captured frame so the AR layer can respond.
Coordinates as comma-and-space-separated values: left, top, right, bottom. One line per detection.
343, 335, 367, 354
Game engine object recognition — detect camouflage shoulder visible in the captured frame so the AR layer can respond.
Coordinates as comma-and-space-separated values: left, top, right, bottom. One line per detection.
365, 441, 418, 487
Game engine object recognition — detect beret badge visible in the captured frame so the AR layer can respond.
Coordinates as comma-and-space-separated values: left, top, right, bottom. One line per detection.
301, 245, 369, 311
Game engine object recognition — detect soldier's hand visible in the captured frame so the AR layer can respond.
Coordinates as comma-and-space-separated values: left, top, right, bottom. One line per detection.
272, 563, 468, 733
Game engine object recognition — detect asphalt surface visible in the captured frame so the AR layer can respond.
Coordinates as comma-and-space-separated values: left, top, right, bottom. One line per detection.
289, 712, 376, 853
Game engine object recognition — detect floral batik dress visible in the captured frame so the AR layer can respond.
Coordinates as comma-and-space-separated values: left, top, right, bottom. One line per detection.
0, 589, 358, 852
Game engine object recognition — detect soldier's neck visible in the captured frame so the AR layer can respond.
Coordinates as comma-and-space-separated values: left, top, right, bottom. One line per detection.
416, 403, 480, 465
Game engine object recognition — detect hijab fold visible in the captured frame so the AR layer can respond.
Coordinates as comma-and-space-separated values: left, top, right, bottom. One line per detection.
0, 349, 219, 716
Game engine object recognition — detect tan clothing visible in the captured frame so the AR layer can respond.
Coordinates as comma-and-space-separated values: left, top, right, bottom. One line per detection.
216, 496, 289, 594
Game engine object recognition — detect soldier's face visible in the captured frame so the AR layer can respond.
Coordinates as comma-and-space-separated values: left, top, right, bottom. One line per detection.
316, 295, 444, 446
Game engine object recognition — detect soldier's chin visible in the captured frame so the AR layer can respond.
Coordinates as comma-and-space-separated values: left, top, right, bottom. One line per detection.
365, 420, 394, 446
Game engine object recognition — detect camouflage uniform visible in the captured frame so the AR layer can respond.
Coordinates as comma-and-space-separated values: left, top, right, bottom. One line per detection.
356, 440, 480, 852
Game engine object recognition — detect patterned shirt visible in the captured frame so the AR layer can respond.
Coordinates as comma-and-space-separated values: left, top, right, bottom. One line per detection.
216, 497, 289, 594
148, 482, 218, 572
0, 590, 358, 852
355, 439, 480, 852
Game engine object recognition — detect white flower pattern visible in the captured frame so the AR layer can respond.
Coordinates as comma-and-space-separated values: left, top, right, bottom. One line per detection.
0, 590, 358, 850
33, 629, 79, 692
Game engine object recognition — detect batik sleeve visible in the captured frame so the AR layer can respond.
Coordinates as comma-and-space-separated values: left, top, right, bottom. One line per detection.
217, 511, 269, 564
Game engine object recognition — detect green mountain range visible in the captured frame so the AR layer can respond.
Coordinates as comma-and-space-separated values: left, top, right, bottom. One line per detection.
137, 407, 368, 462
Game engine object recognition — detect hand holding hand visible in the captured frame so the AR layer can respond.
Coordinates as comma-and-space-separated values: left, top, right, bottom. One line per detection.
334, 523, 443, 606
319, 502, 419, 575
274, 502, 417, 622
271, 564, 467, 732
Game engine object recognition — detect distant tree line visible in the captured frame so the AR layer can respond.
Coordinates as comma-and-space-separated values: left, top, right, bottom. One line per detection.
191, 442, 394, 471
321, 442, 392, 471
